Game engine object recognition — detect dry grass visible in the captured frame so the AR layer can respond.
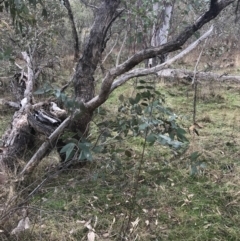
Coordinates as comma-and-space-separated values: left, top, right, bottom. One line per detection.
1, 76, 240, 240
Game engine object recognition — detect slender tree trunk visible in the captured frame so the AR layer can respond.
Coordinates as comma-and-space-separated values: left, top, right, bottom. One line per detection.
63, 0, 80, 60
149, 0, 175, 66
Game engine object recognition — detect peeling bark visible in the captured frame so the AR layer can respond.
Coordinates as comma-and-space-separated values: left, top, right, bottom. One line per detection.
0, 51, 35, 168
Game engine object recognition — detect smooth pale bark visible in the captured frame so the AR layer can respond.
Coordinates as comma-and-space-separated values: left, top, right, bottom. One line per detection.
149, 0, 175, 66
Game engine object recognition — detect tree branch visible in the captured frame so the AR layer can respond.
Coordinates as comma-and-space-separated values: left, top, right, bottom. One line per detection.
86, 25, 214, 110
86, 0, 233, 111
20, 116, 72, 176
79, 0, 99, 9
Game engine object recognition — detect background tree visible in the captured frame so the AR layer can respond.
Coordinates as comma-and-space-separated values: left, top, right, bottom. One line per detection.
62, 0, 80, 60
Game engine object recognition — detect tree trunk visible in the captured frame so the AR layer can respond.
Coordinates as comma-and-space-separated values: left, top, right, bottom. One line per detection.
149, 0, 175, 66
70, 0, 121, 136
0, 52, 35, 169
63, 0, 80, 61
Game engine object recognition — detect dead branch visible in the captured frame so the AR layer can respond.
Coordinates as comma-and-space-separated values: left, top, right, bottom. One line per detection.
157, 68, 240, 83
20, 116, 71, 176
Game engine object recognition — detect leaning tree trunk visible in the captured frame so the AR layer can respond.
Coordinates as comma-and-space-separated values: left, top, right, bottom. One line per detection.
70, 0, 121, 136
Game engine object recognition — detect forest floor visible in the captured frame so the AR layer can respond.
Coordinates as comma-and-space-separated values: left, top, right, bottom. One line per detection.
1, 73, 240, 240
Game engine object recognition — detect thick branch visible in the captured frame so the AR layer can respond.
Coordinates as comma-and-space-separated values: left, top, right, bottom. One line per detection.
85, 0, 233, 111
21, 52, 33, 102
86, 26, 214, 110
20, 116, 72, 176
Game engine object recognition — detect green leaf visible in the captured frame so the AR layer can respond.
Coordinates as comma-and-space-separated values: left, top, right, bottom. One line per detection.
200, 162, 207, 169
135, 93, 141, 104
136, 86, 146, 90
83, 150, 93, 161
139, 123, 148, 130
129, 97, 135, 105
139, 79, 146, 84
60, 143, 75, 161
78, 142, 92, 151
144, 86, 154, 90
78, 149, 92, 161
146, 133, 156, 143
190, 164, 198, 175
54, 89, 61, 98
157, 135, 170, 145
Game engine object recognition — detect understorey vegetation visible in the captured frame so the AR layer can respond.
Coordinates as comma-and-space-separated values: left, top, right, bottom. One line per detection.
0, 0, 240, 240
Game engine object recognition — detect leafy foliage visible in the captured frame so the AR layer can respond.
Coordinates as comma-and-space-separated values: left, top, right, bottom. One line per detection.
0, 0, 45, 27
98, 79, 188, 149
58, 79, 188, 165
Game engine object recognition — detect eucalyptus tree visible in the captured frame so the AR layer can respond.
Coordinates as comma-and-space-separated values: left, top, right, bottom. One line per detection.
62, 0, 80, 60
0, 0, 237, 175
149, 0, 175, 66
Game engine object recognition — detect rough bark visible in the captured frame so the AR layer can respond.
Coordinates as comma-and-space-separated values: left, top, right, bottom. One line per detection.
0, 51, 65, 169
71, 0, 121, 136
63, 0, 80, 60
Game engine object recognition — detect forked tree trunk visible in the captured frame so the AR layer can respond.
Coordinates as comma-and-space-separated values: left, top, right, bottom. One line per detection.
70, 0, 121, 136
0, 0, 122, 168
